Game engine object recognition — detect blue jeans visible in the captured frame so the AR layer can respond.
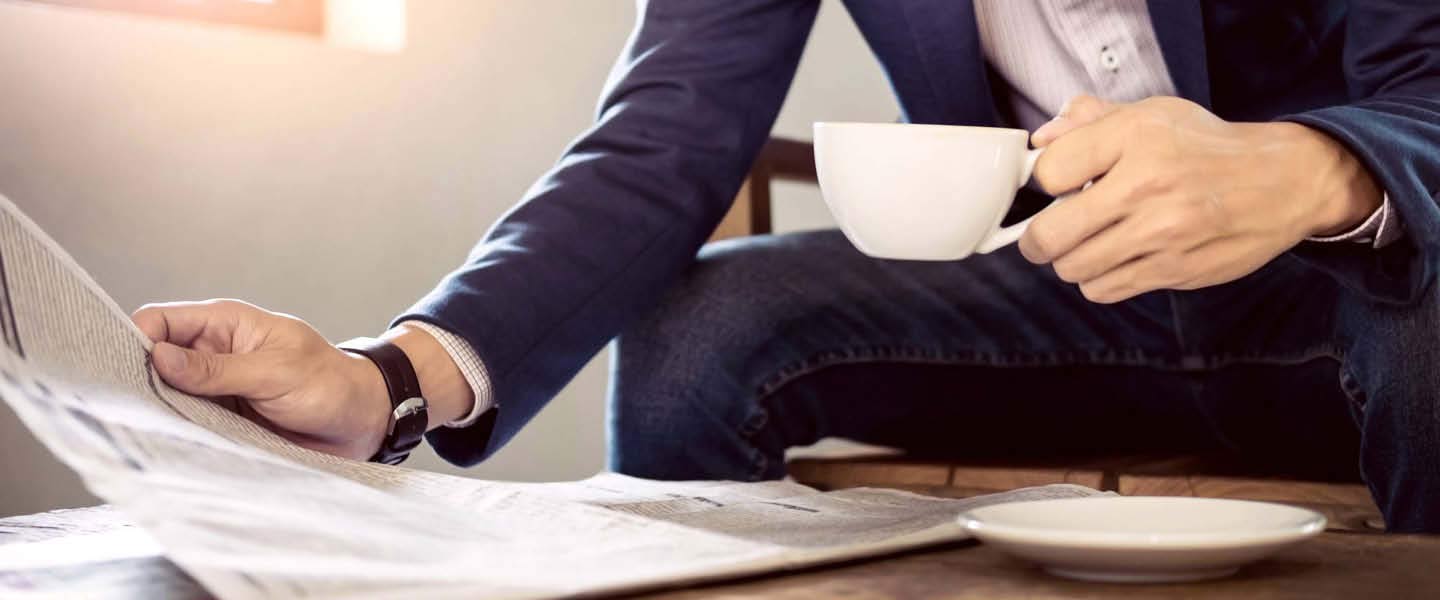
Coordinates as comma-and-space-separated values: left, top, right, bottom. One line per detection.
608, 230, 1440, 533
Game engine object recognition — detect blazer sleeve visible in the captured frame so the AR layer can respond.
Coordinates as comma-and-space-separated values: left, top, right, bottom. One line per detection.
1279, 0, 1440, 304
395, 0, 821, 466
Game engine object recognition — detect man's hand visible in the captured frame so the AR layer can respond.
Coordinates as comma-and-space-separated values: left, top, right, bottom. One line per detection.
1020, 95, 1383, 303
133, 299, 392, 460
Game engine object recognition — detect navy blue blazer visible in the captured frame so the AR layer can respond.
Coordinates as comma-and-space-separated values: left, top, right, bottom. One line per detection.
402, 0, 1440, 466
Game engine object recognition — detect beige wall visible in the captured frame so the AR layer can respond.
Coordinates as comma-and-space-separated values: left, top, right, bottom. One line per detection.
0, 0, 897, 517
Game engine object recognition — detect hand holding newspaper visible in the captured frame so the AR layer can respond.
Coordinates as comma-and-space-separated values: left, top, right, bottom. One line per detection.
0, 194, 1101, 599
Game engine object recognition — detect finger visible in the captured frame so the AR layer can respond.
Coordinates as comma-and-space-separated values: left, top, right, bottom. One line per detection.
1031, 94, 1118, 147
1032, 104, 1138, 196
151, 342, 293, 399
132, 300, 250, 349
191, 337, 229, 355
1017, 172, 1133, 264
131, 304, 176, 344
1076, 251, 1190, 304
1049, 215, 1150, 284
1049, 185, 1215, 281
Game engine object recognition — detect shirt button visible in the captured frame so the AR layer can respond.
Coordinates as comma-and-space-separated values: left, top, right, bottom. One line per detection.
1099, 46, 1121, 72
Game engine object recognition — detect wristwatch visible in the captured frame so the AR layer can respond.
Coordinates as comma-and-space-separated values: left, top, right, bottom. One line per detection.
337, 337, 428, 465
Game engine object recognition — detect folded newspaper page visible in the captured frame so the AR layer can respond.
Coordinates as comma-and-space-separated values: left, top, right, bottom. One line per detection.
0, 194, 1102, 599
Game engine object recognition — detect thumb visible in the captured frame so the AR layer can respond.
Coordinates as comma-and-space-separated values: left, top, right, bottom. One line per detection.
152, 342, 280, 398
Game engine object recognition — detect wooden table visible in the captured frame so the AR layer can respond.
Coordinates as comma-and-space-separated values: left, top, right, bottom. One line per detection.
2, 506, 1437, 599
650, 533, 1440, 599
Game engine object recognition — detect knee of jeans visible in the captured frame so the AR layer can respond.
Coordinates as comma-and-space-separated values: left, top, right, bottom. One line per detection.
1349, 281, 1440, 356
614, 237, 811, 400
1341, 283, 1440, 419
608, 386, 772, 481
608, 241, 798, 472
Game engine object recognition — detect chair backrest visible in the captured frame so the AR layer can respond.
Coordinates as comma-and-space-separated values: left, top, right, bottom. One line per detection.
709, 138, 817, 242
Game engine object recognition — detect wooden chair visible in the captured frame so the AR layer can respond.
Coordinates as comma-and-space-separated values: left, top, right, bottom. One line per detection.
709, 137, 818, 242
711, 137, 1385, 532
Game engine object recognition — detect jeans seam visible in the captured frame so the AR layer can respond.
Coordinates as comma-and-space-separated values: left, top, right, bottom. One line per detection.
736, 395, 772, 481
1168, 291, 1189, 351
1333, 354, 1384, 523
1335, 353, 1367, 414
753, 345, 1344, 398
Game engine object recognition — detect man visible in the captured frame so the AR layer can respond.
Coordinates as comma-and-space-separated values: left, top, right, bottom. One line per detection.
131, 1, 1440, 532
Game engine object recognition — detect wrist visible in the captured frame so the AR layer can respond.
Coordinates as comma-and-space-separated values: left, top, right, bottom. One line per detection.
341, 351, 391, 459
1274, 122, 1383, 237
382, 323, 475, 428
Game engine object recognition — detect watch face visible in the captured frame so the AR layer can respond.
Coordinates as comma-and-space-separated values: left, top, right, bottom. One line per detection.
394, 397, 427, 419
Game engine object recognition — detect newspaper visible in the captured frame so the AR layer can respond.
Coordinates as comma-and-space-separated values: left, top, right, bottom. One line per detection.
0, 193, 1102, 599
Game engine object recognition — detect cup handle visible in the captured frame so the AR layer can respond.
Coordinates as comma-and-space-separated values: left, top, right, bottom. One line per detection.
974, 213, 1038, 254
975, 147, 1049, 255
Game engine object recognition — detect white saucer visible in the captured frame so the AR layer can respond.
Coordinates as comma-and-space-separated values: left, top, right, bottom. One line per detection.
959, 496, 1326, 583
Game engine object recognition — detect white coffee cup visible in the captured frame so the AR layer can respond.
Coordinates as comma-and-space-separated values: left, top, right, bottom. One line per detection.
814, 122, 1049, 261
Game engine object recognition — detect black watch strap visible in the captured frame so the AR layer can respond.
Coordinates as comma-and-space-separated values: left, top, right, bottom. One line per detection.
337, 337, 428, 465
